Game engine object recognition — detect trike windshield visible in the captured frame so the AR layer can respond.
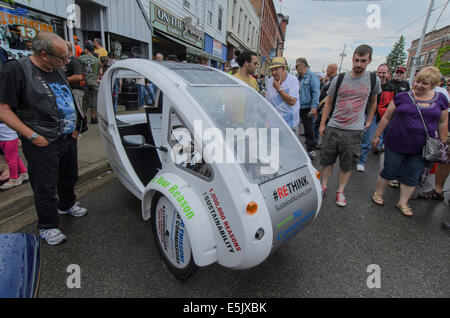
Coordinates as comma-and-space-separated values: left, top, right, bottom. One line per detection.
187, 85, 308, 184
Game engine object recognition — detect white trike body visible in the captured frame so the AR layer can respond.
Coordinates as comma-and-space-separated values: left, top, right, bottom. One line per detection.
97, 59, 322, 274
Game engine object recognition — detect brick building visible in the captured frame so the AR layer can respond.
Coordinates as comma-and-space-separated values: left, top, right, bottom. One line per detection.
406, 25, 450, 78
250, 0, 288, 74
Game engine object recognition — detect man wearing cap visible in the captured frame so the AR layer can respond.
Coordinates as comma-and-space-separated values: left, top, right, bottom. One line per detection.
296, 57, 320, 159
266, 57, 300, 135
230, 59, 240, 75
389, 66, 410, 93
73, 35, 82, 58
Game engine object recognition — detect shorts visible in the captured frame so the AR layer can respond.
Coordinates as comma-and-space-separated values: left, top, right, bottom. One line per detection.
380, 146, 425, 187
82, 85, 98, 112
319, 126, 364, 171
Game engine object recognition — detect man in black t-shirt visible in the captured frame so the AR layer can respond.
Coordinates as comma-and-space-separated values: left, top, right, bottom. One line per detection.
65, 41, 84, 116
0, 32, 87, 246
388, 66, 410, 94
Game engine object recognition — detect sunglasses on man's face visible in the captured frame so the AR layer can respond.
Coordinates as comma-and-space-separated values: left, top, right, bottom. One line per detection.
46, 51, 69, 62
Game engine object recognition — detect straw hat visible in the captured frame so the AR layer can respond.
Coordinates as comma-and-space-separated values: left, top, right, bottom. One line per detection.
269, 57, 287, 69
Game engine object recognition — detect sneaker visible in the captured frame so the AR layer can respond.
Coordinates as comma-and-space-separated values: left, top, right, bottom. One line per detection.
356, 164, 365, 172
336, 191, 347, 207
389, 180, 400, 188
308, 151, 317, 159
58, 201, 88, 217
18, 173, 29, 183
39, 228, 67, 246
0, 178, 23, 190
322, 186, 327, 198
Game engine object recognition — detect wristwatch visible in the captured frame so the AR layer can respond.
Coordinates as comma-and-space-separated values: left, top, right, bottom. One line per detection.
277, 88, 283, 93
374, 135, 381, 139
30, 132, 39, 141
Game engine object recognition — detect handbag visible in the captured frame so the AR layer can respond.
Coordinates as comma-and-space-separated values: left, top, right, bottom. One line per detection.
407, 92, 441, 162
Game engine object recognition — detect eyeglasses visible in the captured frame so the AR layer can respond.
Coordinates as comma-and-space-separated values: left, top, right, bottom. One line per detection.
46, 51, 69, 62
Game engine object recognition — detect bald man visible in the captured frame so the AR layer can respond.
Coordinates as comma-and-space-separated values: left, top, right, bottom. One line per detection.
316, 64, 339, 146
0, 32, 88, 246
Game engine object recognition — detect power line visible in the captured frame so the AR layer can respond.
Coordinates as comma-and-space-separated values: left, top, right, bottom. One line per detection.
431, 0, 449, 30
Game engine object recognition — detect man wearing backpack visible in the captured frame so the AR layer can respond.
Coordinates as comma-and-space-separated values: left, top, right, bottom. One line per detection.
319, 44, 381, 207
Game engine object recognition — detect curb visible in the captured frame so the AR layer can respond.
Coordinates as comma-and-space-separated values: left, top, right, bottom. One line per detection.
0, 159, 114, 233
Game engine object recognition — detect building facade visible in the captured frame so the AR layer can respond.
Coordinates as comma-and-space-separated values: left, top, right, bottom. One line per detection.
406, 25, 450, 79
4, 0, 153, 59
226, 0, 260, 61
250, 0, 287, 74
147, 0, 228, 69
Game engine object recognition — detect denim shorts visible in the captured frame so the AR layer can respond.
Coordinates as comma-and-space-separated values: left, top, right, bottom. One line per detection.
319, 126, 364, 171
380, 146, 426, 187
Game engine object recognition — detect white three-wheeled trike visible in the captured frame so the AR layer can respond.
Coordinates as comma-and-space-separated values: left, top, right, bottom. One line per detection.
97, 60, 322, 279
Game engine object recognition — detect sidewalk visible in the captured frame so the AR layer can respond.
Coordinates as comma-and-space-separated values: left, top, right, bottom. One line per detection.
0, 125, 113, 233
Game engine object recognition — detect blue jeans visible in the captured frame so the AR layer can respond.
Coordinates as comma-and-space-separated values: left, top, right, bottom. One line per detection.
358, 117, 378, 166
137, 84, 147, 107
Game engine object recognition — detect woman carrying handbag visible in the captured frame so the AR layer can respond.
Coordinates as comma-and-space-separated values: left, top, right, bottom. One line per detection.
371, 66, 448, 217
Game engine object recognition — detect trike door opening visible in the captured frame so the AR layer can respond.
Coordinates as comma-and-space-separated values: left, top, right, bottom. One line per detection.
110, 68, 163, 187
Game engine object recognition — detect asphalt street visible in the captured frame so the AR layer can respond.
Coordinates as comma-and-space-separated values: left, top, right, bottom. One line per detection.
21, 150, 450, 298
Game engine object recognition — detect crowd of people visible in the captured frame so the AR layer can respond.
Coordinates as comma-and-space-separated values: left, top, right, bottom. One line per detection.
0, 31, 449, 246
228, 46, 449, 229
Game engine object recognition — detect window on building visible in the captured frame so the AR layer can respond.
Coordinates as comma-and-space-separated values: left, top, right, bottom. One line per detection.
208, 2, 213, 25
248, 21, 251, 43
218, 7, 223, 31
184, 0, 196, 12
231, 1, 236, 28
418, 54, 426, 66
428, 50, 435, 64
238, 8, 242, 34
244, 15, 247, 37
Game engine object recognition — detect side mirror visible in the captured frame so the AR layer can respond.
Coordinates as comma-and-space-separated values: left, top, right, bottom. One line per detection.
122, 135, 146, 148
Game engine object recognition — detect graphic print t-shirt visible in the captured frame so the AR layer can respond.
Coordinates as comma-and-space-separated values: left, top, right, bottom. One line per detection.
78, 54, 100, 86
327, 71, 381, 130
0, 60, 76, 135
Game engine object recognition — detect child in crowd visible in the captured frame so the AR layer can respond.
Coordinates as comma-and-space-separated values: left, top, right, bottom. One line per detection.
0, 121, 28, 190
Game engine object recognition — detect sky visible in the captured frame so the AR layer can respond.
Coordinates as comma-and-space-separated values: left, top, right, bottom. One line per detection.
276, 0, 450, 73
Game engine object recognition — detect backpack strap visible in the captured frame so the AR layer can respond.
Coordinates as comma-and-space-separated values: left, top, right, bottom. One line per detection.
370, 72, 377, 96
326, 72, 346, 123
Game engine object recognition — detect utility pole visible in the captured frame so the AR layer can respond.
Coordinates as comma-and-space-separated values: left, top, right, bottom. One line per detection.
409, 0, 435, 84
339, 44, 346, 73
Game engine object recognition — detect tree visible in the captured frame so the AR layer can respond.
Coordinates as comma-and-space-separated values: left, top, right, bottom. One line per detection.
435, 46, 450, 76
386, 35, 408, 75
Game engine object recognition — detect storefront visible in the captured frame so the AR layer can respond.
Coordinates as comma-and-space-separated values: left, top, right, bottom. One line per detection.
150, 3, 205, 62
204, 33, 227, 70
75, 0, 152, 60
0, 1, 66, 60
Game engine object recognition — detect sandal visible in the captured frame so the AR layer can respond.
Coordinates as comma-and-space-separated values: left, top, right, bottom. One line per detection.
418, 189, 444, 201
395, 203, 413, 217
372, 193, 384, 206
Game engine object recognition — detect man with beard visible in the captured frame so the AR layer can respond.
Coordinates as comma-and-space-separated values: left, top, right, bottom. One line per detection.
234, 50, 259, 92
357, 63, 396, 172
319, 44, 381, 207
